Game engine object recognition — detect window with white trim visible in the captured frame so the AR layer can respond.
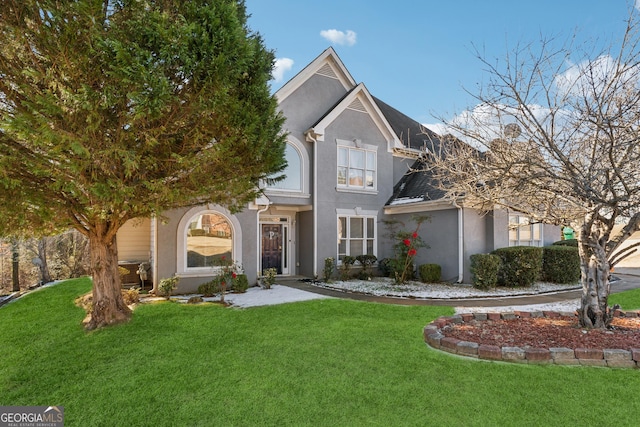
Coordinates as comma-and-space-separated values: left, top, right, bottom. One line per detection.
337, 145, 376, 190
186, 212, 233, 268
509, 214, 543, 247
337, 215, 376, 261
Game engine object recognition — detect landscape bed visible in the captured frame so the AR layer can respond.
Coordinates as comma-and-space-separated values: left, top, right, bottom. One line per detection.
425, 310, 640, 368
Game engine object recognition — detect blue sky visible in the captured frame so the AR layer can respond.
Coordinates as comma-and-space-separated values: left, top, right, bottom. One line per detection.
246, 0, 638, 127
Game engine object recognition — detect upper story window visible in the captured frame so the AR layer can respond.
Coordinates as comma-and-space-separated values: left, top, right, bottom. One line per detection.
509, 214, 543, 247
337, 143, 376, 190
268, 142, 302, 191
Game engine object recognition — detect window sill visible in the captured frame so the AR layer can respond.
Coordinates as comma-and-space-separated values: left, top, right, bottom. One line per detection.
336, 187, 378, 195
264, 189, 311, 198
176, 269, 223, 278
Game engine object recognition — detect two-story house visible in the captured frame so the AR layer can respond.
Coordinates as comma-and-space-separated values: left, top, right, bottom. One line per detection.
116, 47, 559, 293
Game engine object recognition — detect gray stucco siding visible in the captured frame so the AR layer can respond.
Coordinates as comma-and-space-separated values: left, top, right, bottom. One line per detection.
311, 109, 397, 271
278, 74, 349, 134
388, 210, 460, 282
297, 210, 315, 277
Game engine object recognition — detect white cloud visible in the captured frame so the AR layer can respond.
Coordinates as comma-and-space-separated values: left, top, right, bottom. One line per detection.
320, 29, 357, 46
555, 55, 619, 97
636, 0, 640, 11
424, 103, 556, 151
272, 57, 294, 83
553, 55, 640, 120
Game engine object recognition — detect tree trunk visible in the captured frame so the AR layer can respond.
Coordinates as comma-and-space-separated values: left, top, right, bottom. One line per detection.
577, 222, 613, 328
11, 240, 19, 292
85, 228, 131, 330
37, 238, 52, 284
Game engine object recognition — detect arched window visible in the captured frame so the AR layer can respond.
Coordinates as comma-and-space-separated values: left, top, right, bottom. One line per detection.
268, 142, 302, 191
186, 213, 233, 268
176, 207, 242, 276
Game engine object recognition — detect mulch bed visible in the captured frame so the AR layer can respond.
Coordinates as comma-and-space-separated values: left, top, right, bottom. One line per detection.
441, 315, 640, 351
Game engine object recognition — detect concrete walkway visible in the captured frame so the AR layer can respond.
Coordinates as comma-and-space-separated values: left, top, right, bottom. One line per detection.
278, 270, 640, 308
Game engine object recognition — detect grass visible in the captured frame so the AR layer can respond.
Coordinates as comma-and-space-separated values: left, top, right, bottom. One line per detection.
2, 278, 640, 426
610, 287, 640, 310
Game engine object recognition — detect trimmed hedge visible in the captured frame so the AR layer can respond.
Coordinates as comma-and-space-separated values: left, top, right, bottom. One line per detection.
552, 239, 578, 247
419, 264, 441, 283
470, 254, 501, 290
491, 246, 543, 287
543, 246, 580, 284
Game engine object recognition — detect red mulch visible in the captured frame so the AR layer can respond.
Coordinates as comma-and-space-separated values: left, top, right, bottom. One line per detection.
441, 315, 640, 351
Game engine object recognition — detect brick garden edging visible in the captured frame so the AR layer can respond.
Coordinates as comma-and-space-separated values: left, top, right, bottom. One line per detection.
423, 310, 640, 368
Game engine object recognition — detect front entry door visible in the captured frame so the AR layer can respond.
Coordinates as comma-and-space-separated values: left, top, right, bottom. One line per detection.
261, 224, 283, 274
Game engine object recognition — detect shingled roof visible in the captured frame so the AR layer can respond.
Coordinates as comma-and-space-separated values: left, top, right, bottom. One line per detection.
373, 97, 449, 207
386, 158, 448, 206
373, 97, 441, 151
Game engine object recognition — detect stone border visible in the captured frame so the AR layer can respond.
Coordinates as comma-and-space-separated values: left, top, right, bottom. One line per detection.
423, 309, 640, 368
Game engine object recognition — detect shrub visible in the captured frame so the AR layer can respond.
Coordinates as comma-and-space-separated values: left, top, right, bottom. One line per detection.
197, 279, 220, 297
552, 239, 578, 247
377, 258, 394, 277
323, 257, 335, 283
543, 246, 580, 284
158, 275, 180, 299
470, 254, 502, 290
118, 266, 130, 278
122, 288, 140, 305
233, 274, 249, 293
339, 256, 356, 281
356, 254, 377, 280
419, 264, 441, 283
214, 256, 241, 304
491, 246, 543, 287
261, 268, 277, 289
385, 218, 429, 284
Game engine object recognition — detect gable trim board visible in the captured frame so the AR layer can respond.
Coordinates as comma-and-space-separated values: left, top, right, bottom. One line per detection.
275, 47, 356, 104
304, 83, 402, 153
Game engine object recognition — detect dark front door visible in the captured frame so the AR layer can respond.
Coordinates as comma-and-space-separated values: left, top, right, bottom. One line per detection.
261, 224, 282, 274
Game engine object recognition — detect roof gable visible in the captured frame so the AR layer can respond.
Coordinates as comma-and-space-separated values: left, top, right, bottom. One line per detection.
275, 47, 357, 104
304, 83, 403, 152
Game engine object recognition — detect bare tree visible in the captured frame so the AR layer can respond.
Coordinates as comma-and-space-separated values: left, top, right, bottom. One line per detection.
25, 237, 53, 285
425, 8, 640, 328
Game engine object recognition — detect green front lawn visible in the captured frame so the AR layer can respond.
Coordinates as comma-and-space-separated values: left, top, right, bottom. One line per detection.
2, 278, 640, 426
610, 287, 640, 310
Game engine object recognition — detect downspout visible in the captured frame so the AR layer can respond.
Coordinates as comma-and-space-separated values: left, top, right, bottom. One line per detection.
151, 215, 158, 293
305, 129, 320, 278
257, 202, 270, 279
313, 136, 318, 278
453, 200, 464, 283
